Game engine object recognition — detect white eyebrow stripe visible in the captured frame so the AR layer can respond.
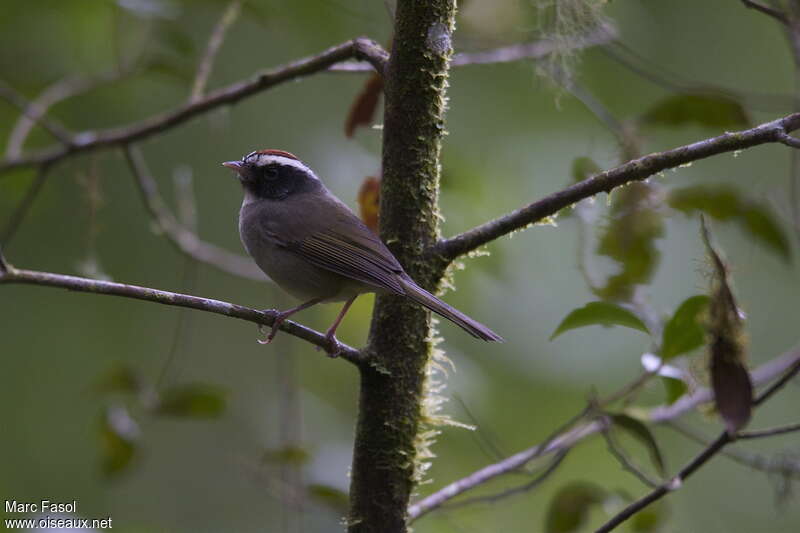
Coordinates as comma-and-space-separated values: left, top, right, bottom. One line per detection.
246, 153, 315, 177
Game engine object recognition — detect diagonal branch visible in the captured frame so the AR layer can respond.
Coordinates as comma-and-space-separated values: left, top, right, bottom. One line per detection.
189, 0, 242, 103
435, 112, 800, 262
739, 0, 789, 24
407, 346, 800, 522
0, 80, 74, 148
0, 265, 363, 365
122, 145, 266, 281
0, 38, 388, 174
1, 164, 51, 247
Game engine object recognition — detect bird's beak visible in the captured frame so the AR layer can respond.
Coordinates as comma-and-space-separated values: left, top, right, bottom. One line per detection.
222, 161, 243, 172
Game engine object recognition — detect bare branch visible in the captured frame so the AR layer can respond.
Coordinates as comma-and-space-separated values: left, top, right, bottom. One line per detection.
122, 145, 265, 281
0, 81, 73, 147
777, 130, 800, 148
740, 0, 790, 24
0, 266, 363, 364
595, 359, 800, 533
190, 0, 242, 103
738, 422, 800, 440
407, 347, 800, 521
0, 38, 388, 174
1, 164, 51, 247
435, 112, 800, 261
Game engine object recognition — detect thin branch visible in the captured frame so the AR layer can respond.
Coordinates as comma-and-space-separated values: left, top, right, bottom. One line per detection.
189, 0, 242, 103
122, 145, 266, 281
776, 130, 800, 148
738, 422, 800, 440
0, 80, 73, 147
740, 0, 790, 24
595, 359, 800, 533
408, 347, 800, 521
1, 164, 51, 247
435, 112, 800, 261
601, 423, 661, 489
0, 38, 388, 174
0, 266, 363, 365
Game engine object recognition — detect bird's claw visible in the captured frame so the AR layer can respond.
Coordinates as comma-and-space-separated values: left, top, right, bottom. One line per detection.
320, 334, 342, 358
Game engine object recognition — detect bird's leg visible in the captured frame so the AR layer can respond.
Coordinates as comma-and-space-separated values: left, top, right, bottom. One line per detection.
323, 296, 357, 357
258, 298, 323, 345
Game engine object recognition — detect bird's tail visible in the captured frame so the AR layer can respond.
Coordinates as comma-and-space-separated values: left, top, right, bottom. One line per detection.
399, 277, 504, 342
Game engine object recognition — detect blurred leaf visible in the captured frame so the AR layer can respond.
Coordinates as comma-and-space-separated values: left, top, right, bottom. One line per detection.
629, 500, 668, 532
144, 56, 194, 82
661, 295, 710, 360
571, 156, 601, 183
357, 176, 381, 232
158, 21, 195, 56
551, 301, 649, 341
545, 482, 606, 533
702, 219, 753, 434
262, 445, 311, 466
308, 484, 349, 513
610, 413, 665, 476
156, 383, 226, 418
596, 182, 664, 300
345, 73, 383, 138
661, 376, 687, 405
93, 365, 143, 396
669, 186, 790, 261
99, 405, 140, 477
641, 93, 749, 130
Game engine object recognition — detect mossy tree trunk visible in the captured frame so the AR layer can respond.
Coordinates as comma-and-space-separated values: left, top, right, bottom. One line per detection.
347, 1, 456, 532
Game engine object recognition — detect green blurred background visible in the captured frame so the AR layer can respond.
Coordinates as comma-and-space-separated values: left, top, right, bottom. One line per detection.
1, 0, 798, 531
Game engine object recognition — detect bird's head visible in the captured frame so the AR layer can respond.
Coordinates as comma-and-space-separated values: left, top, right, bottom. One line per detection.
222, 149, 321, 201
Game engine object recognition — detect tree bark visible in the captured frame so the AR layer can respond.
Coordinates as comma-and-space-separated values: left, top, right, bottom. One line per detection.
347, 1, 456, 531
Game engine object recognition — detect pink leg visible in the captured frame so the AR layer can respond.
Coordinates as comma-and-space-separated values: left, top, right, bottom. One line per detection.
323, 296, 357, 357
258, 298, 323, 345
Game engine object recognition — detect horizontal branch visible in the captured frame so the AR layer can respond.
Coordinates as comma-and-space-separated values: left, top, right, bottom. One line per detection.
737, 422, 800, 440
122, 145, 266, 281
407, 346, 800, 521
0, 265, 362, 365
0, 38, 388, 174
435, 112, 800, 261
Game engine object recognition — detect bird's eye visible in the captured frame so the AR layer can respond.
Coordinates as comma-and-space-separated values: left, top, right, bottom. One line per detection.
264, 166, 279, 180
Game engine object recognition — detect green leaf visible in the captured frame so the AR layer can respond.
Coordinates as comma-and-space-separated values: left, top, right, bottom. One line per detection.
641, 94, 749, 130
661, 295, 710, 360
262, 446, 311, 466
156, 383, 226, 418
661, 376, 688, 405
93, 365, 143, 396
629, 500, 668, 532
551, 301, 649, 341
571, 157, 601, 183
545, 482, 606, 533
610, 414, 666, 476
99, 406, 139, 477
669, 186, 790, 261
307, 484, 349, 513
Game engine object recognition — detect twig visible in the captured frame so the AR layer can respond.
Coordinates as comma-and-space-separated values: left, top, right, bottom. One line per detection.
738, 422, 800, 440
435, 112, 800, 261
0, 80, 73, 147
1, 164, 51, 247
601, 422, 661, 489
0, 246, 8, 274
595, 359, 800, 533
189, 0, 242, 103
0, 38, 388, 173
740, 0, 789, 24
122, 145, 266, 281
0, 266, 363, 364
408, 347, 800, 521
776, 130, 800, 148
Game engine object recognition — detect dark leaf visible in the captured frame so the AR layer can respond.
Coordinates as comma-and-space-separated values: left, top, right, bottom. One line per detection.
345, 73, 384, 138
156, 383, 226, 418
550, 301, 649, 341
669, 186, 790, 261
595, 182, 664, 300
545, 482, 606, 533
308, 484, 349, 513
629, 500, 668, 532
262, 445, 311, 466
641, 93, 749, 130
571, 157, 601, 183
610, 413, 665, 476
661, 295, 710, 360
661, 376, 688, 405
99, 405, 139, 477
710, 339, 753, 435
357, 176, 381, 232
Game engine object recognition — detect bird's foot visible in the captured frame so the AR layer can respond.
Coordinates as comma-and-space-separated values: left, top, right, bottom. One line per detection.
320, 332, 342, 358
257, 309, 285, 345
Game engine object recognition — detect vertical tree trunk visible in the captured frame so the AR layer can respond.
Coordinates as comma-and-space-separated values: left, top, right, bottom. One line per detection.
347, 1, 456, 532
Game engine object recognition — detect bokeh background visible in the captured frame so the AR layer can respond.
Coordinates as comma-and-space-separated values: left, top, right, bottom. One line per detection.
1, 0, 799, 532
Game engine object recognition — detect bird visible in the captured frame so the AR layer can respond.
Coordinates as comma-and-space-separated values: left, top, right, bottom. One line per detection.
222, 149, 503, 355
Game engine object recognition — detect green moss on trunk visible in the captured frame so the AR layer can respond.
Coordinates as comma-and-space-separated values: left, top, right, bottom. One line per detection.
347, 1, 456, 532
